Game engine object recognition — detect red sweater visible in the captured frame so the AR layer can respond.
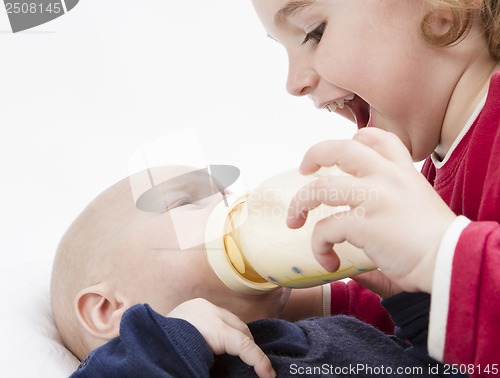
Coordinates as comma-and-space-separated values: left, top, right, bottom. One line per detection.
422, 71, 500, 370
327, 72, 500, 374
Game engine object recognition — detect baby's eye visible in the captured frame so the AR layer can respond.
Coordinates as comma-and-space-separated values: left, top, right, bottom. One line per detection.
166, 197, 193, 211
302, 23, 326, 45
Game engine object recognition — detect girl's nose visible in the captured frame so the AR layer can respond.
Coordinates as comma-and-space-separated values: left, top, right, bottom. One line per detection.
286, 56, 319, 97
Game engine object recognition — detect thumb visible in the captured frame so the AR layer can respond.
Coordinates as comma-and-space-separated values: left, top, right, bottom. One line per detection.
352, 270, 403, 299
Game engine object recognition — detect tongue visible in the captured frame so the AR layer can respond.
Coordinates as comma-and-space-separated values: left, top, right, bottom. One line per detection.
348, 99, 370, 129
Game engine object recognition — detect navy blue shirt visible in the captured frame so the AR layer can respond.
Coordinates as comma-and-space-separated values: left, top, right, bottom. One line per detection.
71, 293, 455, 377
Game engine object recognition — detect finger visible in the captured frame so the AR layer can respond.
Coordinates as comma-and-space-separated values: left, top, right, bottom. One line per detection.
314, 246, 341, 272
353, 128, 413, 168
299, 139, 391, 178
216, 308, 276, 377
351, 270, 386, 291
352, 270, 403, 299
351, 270, 389, 297
309, 210, 359, 271
218, 308, 254, 341
286, 175, 362, 229
224, 328, 276, 378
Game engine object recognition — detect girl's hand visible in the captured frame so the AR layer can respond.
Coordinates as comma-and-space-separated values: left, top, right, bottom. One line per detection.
168, 298, 276, 378
352, 270, 403, 299
287, 128, 457, 293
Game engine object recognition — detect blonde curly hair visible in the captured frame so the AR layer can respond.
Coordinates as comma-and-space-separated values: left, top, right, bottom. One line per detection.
421, 0, 499, 59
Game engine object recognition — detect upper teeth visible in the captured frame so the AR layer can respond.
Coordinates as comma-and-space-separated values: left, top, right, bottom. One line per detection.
325, 94, 355, 112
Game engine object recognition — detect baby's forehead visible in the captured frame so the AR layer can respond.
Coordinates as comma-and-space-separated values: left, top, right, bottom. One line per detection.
128, 165, 222, 212
140, 165, 202, 181
127, 165, 200, 196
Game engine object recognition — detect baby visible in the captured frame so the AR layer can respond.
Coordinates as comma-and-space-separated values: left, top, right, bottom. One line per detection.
51, 167, 294, 360
51, 166, 434, 377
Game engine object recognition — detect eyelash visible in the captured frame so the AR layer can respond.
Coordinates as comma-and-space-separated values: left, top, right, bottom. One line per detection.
166, 197, 193, 211
302, 23, 326, 45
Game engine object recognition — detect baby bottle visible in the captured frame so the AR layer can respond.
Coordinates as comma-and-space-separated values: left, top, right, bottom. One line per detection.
205, 166, 376, 295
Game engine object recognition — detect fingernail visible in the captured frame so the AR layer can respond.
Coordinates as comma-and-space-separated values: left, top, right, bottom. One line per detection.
286, 214, 300, 229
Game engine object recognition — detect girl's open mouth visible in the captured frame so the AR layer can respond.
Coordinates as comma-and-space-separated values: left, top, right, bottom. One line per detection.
326, 95, 370, 129
349, 95, 371, 129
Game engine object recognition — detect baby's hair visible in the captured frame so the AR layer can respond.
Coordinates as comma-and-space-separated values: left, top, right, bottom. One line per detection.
422, 0, 499, 60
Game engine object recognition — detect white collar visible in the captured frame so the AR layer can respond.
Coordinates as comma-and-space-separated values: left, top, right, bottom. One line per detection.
431, 95, 487, 169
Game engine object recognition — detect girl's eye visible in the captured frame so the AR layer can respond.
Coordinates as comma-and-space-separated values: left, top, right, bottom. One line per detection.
302, 23, 326, 45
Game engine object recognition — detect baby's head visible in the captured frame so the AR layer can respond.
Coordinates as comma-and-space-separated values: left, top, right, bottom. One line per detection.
51, 166, 290, 361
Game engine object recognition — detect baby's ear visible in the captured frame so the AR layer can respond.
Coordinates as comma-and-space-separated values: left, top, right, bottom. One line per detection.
75, 283, 129, 340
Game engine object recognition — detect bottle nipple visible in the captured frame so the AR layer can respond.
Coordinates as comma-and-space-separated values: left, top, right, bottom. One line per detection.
205, 193, 279, 295
223, 203, 268, 284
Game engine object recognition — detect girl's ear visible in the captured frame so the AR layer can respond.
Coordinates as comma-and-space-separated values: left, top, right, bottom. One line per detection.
422, 5, 470, 46
424, 7, 455, 38
75, 283, 129, 340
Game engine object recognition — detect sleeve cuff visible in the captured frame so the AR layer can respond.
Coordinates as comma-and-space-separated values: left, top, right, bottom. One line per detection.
428, 215, 471, 362
322, 283, 332, 316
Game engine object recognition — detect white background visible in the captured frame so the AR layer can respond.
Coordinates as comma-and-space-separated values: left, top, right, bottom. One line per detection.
0, 0, 356, 268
